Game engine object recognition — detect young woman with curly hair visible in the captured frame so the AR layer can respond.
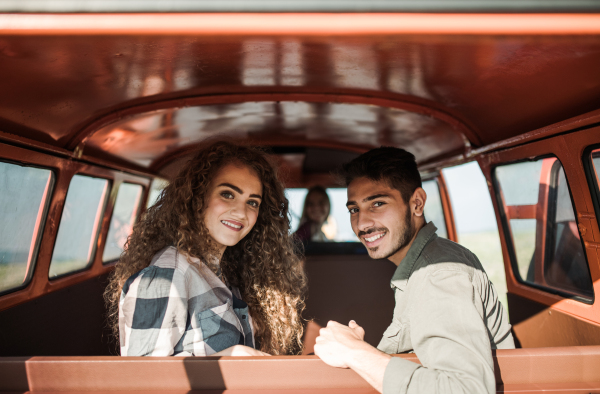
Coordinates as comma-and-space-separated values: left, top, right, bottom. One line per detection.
104, 141, 307, 357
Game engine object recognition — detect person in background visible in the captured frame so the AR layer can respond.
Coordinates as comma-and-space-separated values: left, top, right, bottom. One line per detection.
294, 186, 331, 242
104, 141, 306, 357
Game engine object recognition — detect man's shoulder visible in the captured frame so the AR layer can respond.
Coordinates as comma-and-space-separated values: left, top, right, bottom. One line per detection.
414, 236, 482, 273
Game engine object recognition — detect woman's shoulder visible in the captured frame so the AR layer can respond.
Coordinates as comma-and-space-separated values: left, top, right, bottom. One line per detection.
122, 247, 211, 297
146, 246, 191, 273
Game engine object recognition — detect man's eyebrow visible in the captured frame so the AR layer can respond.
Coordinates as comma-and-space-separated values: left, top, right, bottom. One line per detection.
364, 193, 390, 202
218, 183, 262, 199
346, 193, 390, 207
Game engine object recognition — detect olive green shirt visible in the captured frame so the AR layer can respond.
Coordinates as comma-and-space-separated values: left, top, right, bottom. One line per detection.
378, 222, 514, 394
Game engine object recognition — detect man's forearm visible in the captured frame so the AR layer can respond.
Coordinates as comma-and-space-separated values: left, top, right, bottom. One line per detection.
346, 344, 392, 393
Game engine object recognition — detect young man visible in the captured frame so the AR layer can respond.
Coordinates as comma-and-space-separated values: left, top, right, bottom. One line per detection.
314, 147, 514, 394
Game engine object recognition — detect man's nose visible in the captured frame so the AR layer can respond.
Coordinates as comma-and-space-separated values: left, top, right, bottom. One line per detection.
356, 211, 375, 232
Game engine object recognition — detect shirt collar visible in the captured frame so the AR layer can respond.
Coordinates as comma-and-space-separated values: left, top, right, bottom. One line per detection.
390, 222, 438, 291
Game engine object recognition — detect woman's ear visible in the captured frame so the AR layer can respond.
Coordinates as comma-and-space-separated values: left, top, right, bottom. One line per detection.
411, 187, 427, 217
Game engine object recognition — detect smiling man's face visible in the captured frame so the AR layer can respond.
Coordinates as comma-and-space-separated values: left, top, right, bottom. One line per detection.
347, 177, 419, 264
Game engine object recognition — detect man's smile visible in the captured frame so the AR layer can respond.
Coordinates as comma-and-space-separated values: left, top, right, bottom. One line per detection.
362, 231, 386, 247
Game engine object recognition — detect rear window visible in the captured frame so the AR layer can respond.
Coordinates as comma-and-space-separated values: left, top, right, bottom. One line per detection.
0, 161, 53, 294
287, 184, 448, 243
287, 188, 358, 242
49, 175, 109, 278
103, 183, 143, 263
494, 157, 593, 301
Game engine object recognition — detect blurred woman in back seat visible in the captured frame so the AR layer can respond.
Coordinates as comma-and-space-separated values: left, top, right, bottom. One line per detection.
294, 186, 332, 242
104, 141, 306, 357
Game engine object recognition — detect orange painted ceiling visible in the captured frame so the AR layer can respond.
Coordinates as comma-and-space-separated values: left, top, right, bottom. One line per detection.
1, 14, 600, 173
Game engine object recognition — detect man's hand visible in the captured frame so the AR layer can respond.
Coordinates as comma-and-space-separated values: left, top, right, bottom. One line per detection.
314, 320, 391, 393
213, 345, 271, 356
314, 320, 367, 368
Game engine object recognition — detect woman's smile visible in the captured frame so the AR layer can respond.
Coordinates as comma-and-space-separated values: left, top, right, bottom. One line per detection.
221, 219, 244, 231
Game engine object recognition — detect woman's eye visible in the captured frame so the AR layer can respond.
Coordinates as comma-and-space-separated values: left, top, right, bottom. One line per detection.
248, 200, 260, 208
221, 191, 234, 199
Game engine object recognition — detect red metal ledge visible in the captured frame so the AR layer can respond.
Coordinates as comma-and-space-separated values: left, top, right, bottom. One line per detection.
1, 347, 600, 393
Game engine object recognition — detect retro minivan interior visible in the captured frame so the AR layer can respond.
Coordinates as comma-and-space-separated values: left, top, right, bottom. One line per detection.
1, 2, 600, 393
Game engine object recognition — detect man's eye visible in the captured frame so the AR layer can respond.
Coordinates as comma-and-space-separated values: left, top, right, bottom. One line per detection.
348, 207, 358, 214
221, 191, 234, 199
373, 201, 385, 207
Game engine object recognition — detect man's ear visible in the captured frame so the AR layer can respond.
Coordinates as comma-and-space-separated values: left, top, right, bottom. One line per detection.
411, 187, 427, 217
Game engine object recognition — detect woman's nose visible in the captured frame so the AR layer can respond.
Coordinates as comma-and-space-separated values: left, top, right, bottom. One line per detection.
230, 201, 247, 218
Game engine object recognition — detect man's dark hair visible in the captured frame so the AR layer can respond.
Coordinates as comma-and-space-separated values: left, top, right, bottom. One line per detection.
339, 146, 421, 203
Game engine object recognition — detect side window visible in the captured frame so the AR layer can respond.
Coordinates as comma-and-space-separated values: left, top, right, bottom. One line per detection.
103, 183, 143, 263
443, 162, 506, 307
422, 179, 448, 238
592, 149, 600, 179
49, 175, 109, 278
147, 178, 168, 208
495, 157, 593, 300
589, 147, 600, 218
0, 162, 53, 294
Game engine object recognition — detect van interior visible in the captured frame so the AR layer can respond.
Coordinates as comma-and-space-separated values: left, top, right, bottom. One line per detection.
1, 7, 600, 393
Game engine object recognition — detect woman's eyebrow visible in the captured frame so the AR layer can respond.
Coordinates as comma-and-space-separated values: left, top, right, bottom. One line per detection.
218, 183, 262, 199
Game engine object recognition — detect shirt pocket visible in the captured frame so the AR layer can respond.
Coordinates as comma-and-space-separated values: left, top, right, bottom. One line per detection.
381, 320, 412, 354
197, 302, 243, 354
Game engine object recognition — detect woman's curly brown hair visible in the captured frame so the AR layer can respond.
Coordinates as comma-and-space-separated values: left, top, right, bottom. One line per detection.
104, 141, 307, 355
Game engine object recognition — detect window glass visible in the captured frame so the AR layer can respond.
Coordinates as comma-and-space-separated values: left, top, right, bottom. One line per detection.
147, 178, 168, 208
422, 179, 448, 239
592, 149, 600, 179
443, 162, 506, 308
103, 183, 143, 262
287, 188, 358, 242
495, 157, 593, 300
0, 162, 53, 293
288, 182, 449, 243
49, 175, 109, 278
591, 148, 600, 207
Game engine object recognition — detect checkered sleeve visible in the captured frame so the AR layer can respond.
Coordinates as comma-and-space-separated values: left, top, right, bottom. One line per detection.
119, 265, 190, 356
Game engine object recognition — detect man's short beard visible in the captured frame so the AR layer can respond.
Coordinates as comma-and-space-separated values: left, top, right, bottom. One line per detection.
373, 206, 415, 260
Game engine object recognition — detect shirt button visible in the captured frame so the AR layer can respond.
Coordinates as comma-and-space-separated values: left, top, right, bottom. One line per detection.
242, 315, 247, 319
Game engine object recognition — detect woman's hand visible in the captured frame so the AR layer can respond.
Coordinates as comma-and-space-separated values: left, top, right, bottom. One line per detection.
213, 345, 271, 357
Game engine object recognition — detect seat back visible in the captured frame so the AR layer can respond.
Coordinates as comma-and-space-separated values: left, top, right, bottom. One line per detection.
302, 254, 397, 351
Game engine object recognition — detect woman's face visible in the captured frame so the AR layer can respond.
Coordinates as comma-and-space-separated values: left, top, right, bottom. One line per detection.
305, 191, 329, 224
203, 163, 263, 256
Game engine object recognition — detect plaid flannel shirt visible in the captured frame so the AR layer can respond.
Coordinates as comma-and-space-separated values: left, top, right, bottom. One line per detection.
119, 246, 255, 356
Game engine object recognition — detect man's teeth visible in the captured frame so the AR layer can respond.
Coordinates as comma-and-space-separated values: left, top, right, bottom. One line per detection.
365, 233, 384, 242
222, 220, 242, 229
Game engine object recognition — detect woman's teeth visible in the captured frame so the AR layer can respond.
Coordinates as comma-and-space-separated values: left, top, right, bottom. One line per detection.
222, 220, 242, 229
365, 233, 384, 242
